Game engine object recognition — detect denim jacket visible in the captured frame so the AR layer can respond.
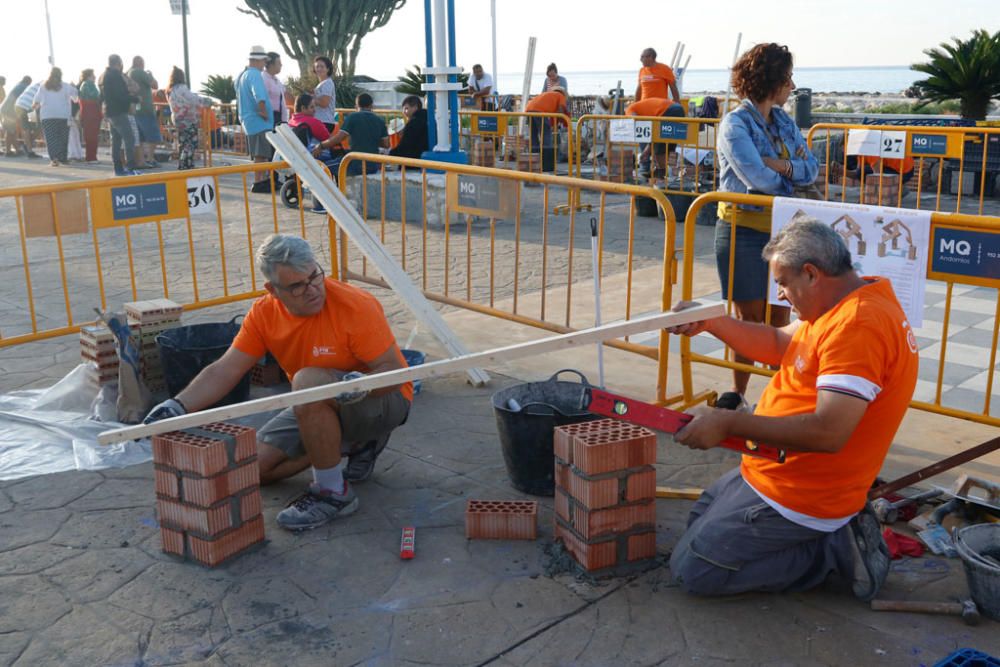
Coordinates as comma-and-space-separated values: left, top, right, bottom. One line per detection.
717, 100, 818, 197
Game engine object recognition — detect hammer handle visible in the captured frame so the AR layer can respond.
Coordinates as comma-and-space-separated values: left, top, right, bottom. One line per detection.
870, 600, 963, 615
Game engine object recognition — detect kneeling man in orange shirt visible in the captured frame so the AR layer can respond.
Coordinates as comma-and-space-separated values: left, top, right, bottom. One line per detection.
666, 220, 918, 601
144, 234, 412, 531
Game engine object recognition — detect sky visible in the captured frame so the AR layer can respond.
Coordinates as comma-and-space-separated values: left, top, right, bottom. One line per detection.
1, 0, 996, 88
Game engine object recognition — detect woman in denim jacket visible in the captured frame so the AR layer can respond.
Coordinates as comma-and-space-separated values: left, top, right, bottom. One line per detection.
714, 43, 818, 410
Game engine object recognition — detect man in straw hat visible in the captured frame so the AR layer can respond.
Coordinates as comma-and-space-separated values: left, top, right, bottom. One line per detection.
236, 45, 277, 193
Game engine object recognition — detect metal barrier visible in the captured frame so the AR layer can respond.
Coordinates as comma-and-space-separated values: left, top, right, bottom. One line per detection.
333, 152, 681, 401
806, 123, 1000, 216
574, 114, 719, 195
674, 191, 1000, 428
457, 110, 574, 177
0, 161, 339, 348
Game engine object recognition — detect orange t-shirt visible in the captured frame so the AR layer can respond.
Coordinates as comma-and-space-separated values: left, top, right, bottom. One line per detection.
638, 63, 676, 100
233, 278, 413, 401
862, 155, 915, 175
741, 278, 918, 519
625, 98, 671, 117
525, 91, 566, 114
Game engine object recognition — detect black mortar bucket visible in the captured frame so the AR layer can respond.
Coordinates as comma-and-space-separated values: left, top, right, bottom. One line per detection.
156, 316, 251, 408
492, 369, 600, 496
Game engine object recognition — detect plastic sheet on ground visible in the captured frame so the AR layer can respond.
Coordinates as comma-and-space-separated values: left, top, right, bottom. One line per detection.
0, 364, 152, 481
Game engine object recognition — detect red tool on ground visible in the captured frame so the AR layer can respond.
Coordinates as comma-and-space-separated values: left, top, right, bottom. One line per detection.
580, 388, 786, 463
400, 527, 416, 559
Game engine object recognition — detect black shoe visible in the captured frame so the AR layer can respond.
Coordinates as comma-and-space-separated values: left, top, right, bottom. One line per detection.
715, 391, 750, 412
849, 503, 890, 601
250, 180, 273, 194
344, 432, 392, 483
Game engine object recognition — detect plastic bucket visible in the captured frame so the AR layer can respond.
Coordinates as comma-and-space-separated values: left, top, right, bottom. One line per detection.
401, 348, 425, 394
954, 524, 1000, 621
491, 369, 600, 496
156, 316, 250, 408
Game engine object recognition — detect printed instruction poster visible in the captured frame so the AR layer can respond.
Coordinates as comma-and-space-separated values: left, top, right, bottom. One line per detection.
769, 197, 931, 327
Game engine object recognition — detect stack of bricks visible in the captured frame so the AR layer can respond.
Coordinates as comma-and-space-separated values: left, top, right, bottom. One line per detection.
250, 354, 287, 387
603, 147, 635, 183
469, 137, 496, 168
154, 422, 265, 566
553, 419, 658, 573
80, 324, 119, 388
125, 299, 183, 393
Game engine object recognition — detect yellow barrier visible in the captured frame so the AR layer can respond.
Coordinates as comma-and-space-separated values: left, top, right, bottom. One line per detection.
457, 110, 574, 177
574, 114, 719, 195
333, 151, 681, 401
674, 191, 1000, 427
0, 161, 339, 348
806, 123, 1000, 216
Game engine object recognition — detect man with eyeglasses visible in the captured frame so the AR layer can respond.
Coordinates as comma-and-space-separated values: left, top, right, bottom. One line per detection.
144, 234, 412, 530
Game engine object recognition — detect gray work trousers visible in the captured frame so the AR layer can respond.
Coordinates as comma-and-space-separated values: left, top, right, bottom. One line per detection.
669, 467, 854, 595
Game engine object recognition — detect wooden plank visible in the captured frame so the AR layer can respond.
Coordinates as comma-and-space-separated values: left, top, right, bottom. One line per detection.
98, 302, 725, 445
268, 124, 491, 386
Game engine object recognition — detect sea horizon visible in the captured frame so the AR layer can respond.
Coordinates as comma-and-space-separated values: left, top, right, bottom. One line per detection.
494, 65, 919, 96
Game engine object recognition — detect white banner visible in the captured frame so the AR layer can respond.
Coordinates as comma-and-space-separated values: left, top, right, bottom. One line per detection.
769, 198, 930, 327
609, 118, 635, 143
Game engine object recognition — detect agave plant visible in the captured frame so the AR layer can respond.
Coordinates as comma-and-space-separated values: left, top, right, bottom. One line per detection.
911, 30, 1000, 120
395, 65, 467, 97
199, 75, 236, 104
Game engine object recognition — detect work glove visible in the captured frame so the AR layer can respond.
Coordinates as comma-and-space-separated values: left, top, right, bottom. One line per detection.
334, 371, 368, 405
143, 398, 187, 425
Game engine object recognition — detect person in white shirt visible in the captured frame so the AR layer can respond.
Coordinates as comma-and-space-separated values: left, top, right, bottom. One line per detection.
312, 55, 337, 132
465, 64, 494, 110
33, 67, 77, 166
264, 52, 289, 127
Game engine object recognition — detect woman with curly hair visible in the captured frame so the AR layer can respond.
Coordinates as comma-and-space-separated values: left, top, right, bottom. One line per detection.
713, 42, 818, 411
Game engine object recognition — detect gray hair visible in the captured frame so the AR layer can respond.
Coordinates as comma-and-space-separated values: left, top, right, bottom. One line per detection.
762, 220, 853, 276
255, 234, 316, 282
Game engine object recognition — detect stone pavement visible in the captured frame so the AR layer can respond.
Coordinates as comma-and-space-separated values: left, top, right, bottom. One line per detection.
2, 373, 999, 667
1, 152, 999, 665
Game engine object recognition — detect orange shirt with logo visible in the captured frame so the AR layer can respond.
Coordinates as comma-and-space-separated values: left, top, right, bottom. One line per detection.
626, 98, 671, 117
233, 278, 413, 401
638, 63, 676, 100
741, 278, 918, 519
525, 91, 566, 114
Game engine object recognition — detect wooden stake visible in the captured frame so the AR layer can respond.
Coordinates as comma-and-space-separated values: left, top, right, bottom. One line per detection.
97, 303, 725, 445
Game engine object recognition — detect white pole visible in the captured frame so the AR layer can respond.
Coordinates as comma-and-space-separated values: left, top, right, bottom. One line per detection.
432, 0, 451, 150
674, 44, 686, 71
590, 219, 604, 388
44, 0, 55, 66
518, 37, 537, 135
490, 0, 498, 99
722, 33, 742, 117
679, 54, 691, 96
670, 42, 681, 70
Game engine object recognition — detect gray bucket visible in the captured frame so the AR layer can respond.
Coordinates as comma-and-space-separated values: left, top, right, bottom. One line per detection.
954, 524, 1000, 620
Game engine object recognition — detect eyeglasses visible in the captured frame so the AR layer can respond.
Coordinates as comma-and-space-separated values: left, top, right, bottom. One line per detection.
275, 267, 324, 297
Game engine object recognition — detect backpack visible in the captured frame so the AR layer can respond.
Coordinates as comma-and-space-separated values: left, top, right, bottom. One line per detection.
697, 96, 719, 119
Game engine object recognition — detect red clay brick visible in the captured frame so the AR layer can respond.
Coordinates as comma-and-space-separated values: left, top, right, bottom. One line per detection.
152, 423, 256, 476
554, 488, 570, 522
562, 499, 655, 540
572, 426, 656, 475
160, 526, 185, 556
465, 499, 538, 540
154, 458, 260, 507
554, 521, 617, 571
625, 468, 657, 501
627, 531, 657, 561
157, 489, 262, 538
186, 514, 266, 567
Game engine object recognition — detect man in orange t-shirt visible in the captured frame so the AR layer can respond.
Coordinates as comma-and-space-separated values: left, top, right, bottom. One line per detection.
525, 86, 568, 157
635, 48, 680, 103
665, 220, 917, 601
144, 234, 412, 531
625, 96, 686, 178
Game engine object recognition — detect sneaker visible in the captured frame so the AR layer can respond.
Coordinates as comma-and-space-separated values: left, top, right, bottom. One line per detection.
250, 180, 273, 194
276, 483, 359, 531
848, 503, 890, 601
26, 151, 41, 159
345, 432, 391, 483
310, 200, 326, 214
715, 391, 751, 412
114, 168, 142, 177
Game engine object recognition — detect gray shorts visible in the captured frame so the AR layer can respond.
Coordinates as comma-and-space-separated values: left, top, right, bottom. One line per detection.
258, 389, 410, 459
247, 130, 274, 159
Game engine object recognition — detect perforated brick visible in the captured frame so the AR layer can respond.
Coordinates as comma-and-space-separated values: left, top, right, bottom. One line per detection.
152, 423, 256, 476
188, 515, 265, 567
157, 489, 261, 538
627, 531, 657, 562
465, 499, 538, 540
554, 491, 655, 540
555, 461, 657, 510
155, 458, 260, 507
554, 419, 656, 475
625, 468, 657, 501
554, 521, 617, 571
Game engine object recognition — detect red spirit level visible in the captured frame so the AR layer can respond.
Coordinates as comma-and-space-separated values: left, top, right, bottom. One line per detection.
581, 388, 786, 463
400, 527, 416, 559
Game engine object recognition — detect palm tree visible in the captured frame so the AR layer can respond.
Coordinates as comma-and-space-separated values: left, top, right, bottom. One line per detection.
395, 65, 467, 97
910, 30, 1000, 120
199, 75, 237, 104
